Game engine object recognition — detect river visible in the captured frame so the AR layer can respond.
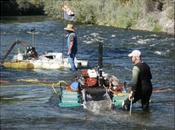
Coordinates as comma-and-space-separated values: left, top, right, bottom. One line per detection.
0, 16, 174, 130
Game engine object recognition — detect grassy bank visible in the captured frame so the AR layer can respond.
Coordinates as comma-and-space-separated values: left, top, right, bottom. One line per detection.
43, 0, 174, 35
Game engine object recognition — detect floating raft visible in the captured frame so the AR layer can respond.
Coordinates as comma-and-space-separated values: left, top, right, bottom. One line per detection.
58, 90, 82, 108
2, 52, 88, 70
3, 61, 34, 69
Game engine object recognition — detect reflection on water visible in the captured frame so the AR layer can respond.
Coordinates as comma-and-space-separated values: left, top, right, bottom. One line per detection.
0, 16, 174, 130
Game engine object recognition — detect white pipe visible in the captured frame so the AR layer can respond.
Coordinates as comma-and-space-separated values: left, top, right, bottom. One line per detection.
129, 99, 133, 116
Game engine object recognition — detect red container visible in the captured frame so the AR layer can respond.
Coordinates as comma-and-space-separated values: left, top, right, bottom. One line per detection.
84, 78, 97, 87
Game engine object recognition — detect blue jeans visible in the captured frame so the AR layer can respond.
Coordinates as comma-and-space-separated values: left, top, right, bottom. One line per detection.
68, 53, 77, 71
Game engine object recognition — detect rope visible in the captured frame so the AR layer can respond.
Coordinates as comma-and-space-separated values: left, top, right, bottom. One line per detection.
51, 83, 58, 94
17, 79, 68, 87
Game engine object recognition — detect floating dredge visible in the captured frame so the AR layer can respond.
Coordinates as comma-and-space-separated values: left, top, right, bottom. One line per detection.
57, 68, 129, 110
1, 40, 88, 70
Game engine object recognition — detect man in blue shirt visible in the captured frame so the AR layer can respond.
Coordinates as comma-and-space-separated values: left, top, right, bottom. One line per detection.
64, 24, 78, 71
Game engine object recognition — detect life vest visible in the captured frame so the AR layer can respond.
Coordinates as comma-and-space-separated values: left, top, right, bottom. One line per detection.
135, 62, 152, 90
66, 32, 77, 54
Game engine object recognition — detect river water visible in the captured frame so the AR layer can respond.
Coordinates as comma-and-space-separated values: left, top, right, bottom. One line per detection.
0, 16, 174, 130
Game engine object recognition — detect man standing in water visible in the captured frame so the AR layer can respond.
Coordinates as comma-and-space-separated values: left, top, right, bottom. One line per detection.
123, 50, 153, 111
64, 24, 78, 71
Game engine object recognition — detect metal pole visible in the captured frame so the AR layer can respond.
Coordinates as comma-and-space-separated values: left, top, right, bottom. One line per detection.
98, 41, 103, 68
32, 33, 35, 47
98, 41, 103, 87
30, 28, 36, 47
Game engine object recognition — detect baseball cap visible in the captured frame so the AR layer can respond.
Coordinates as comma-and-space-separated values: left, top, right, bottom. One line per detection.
128, 50, 141, 57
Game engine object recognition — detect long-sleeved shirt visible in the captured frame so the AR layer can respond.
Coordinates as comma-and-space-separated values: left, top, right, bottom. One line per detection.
128, 62, 152, 93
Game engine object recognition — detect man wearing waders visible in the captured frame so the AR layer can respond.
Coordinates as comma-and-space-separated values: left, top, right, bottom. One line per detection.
123, 50, 153, 111
64, 24, 78, 71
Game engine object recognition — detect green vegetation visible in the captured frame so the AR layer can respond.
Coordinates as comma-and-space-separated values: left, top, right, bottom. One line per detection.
42, 0, 174, 34
1, 0, 174, 34
43, 0, 142, 28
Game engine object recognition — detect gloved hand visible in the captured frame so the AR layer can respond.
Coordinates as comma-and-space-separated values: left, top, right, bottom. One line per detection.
129, 91, 134, 101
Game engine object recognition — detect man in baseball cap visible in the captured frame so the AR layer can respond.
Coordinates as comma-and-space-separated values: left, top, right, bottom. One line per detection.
122, 50, 153, 111
128, 50, 141, 65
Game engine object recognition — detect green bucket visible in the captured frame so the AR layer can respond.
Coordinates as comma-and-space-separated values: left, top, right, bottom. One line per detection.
112, 93, 128, 109
58, 90, 82, 108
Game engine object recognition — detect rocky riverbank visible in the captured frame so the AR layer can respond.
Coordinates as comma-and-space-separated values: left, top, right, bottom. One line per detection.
134, 6, 174, 35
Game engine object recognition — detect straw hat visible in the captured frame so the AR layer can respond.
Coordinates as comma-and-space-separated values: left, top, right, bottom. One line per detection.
64, 24, 75, 32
